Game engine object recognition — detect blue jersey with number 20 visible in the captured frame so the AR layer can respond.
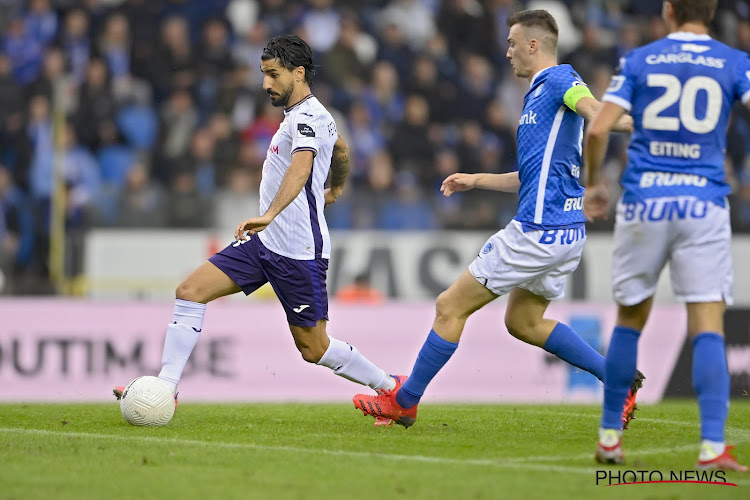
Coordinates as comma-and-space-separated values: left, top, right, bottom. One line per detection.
604, 32, 750, 205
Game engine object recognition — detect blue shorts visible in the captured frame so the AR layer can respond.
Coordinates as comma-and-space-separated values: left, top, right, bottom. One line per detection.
208, 236, 329, 327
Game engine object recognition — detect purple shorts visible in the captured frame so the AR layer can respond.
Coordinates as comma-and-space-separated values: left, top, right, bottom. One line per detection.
208, 236, 329, 327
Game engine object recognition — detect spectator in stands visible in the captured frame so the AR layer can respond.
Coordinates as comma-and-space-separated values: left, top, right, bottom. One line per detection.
300, 0, 341, 53
0, 164, 34, 293
25, 0, 57, 46
149, 15, 195, 98
59, 8, 91, 85
3, 15, 44, 84
389, 94, 434, 185
213, 164, 260, 234
156, 87, 198, 182
115, 161, 168, 228
335, 272, 384, 304
195, 17, 235, 120
74, 57, 117, 150
378, 0, 435, 51
406, 54, 456, 124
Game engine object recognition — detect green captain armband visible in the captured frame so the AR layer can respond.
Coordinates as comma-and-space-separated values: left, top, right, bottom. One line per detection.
563, 84, 594, 112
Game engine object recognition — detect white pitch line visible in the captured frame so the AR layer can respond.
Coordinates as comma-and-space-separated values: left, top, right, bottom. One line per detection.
0, 427, 596, 475
2, 424, 748, 477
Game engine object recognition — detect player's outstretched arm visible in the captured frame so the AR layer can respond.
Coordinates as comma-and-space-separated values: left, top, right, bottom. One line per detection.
574, 97, 633, 134
325, 134, 349, 206
234, 150, 314, 240
582, 101, 626, 221
441, 172, 520, 197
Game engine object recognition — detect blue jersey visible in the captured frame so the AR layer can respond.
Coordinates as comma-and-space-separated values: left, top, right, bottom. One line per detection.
515, 64, 587, 229
604, 32, 750, 205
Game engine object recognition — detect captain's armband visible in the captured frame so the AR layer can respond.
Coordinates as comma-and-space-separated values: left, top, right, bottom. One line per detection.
564, 84, 595, 112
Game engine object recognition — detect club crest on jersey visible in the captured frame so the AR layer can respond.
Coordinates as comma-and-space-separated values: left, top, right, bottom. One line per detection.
482, 241, 493, 254
297, 123, 315, 138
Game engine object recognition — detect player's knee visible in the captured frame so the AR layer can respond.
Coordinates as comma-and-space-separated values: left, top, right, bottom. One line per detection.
297, 345, 324, 363
175, 280, 203, 303
504, 314, 531, 341
435, 291, 462, 321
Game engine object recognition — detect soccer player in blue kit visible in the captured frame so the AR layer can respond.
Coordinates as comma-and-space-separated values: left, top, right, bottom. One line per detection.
353, 10, 635, 428
115, 35, 400, 408
584, 0, 748, 471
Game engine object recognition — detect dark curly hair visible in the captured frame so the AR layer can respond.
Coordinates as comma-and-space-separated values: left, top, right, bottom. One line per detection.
261, 34, 316, 85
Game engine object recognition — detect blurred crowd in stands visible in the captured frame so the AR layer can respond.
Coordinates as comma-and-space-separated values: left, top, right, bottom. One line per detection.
2, 0, 750, 293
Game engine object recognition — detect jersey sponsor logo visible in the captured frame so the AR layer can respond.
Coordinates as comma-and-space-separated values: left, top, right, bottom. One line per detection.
297, 123, 315, 138
538, 226, 586, 245
481, 241, 493, 254
622, 198, 709, 222
518, 110, 537, 125
680, 43, 711, 53
645, 53, 725, 69
533, 83, 545, 98
648, 141, 701, 159
268, 144, 279, 154
563, 197, 583, 211
639, 171, 708, 188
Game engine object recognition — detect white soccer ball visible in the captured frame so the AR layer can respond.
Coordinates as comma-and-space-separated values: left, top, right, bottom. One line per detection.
120, 376, 175, 427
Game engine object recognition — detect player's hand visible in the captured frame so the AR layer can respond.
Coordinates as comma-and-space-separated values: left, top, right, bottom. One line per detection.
583, 184, 610, 221
440, 173, 476, 197
324, 186, 342, 206
234, 214, 274, 241
615, 114, 634, 134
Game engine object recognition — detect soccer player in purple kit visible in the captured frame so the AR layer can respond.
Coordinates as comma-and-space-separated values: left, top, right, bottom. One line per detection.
585, 0, 747, 470
353, 10, 637, 429
114, 35, 398, 409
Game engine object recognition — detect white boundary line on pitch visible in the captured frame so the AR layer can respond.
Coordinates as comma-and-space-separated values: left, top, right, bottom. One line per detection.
0, 427, 597, 475
1, 424, 748, 477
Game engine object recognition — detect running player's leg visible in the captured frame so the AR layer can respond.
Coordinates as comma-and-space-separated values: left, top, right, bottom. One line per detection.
602, 300, 651, 419
289, 320, 394, 391
687, 302, 734, 464
596, 201, 667, 461
259, 241, 396, 392
156, 261, 243, 392
395, 269, 498, 409
671, 200, 744, 469
158, 240, 264, 393
352, 268, 496, 426
594, 299, 652, 463
504, 287, 605, 381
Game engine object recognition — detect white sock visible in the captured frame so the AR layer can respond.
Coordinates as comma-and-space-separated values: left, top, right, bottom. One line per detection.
158, 299, 206, 392
317, 337, 393, 391
699, 440, 726, 461
598, 428, 623, 446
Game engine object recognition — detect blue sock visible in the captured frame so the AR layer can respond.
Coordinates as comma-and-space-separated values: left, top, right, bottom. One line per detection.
543, 322, 605, 381
601, 326, 640, 429
396, 329, 458, 409
692, 332, 729, 442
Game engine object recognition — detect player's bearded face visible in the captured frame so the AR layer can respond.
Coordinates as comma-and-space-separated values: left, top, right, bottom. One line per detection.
268, 79, 295, 108
261, 59, 296, 108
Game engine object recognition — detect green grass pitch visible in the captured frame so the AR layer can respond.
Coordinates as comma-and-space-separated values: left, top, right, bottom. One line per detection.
1, 400, 748, 499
